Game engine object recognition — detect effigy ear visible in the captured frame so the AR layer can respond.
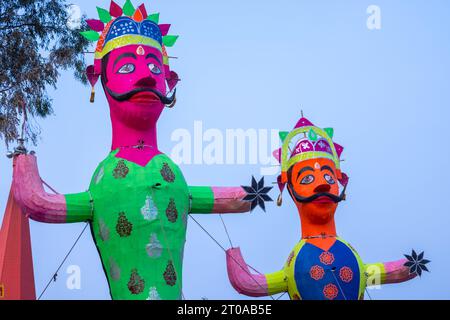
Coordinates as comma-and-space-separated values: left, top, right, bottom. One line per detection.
167, 71, 180, 91
86, 65, 101, 103
338, 172, 349, 187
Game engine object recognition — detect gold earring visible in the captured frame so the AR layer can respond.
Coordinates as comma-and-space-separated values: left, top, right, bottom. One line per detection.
90, 86, 95, 103
277, 193, 283, 207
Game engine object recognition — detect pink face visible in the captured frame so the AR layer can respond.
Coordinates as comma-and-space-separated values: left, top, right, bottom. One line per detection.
99, 44, 168, 129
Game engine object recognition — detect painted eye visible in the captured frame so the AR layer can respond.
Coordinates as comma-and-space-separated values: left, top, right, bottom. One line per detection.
148, 63, 161, 75
324, 174, 336, 185
300, 175, 315, 185
117, 63, 135, 74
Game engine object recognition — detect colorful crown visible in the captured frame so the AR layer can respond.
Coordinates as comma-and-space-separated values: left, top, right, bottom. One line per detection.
273, 116, 345, 185
80, 0, 178, 78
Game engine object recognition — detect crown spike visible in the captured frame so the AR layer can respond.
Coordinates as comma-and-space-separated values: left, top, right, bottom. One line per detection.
86, 19, 104, 32
97, 7, 112, 23
163, 35, 179, 47
109, 1, 123, 17
138, 4, 148, 19
133, 8, 144, 22
324, 127, 334, 139
159, 24, 171, 36
123, 0, 135, 17
147, 13, 160, 24
80, 30, 100, 41
308, 128, 318, 141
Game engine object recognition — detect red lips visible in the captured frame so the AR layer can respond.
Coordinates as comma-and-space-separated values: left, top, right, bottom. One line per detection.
312, 196, 334, 204
129, 92, 160, 103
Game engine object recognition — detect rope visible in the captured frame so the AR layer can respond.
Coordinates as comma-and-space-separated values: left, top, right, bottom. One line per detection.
41, 179, 60, 195
219, 215, 233, 248
38, 222, 89, 300
276, 292, 287, 300
189, 215, 276, 300
365, 288, 373, 300
218, 216, 263, 276
329, 268, 347, 300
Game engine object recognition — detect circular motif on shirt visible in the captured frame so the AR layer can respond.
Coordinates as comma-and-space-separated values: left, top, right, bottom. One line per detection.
323, 283, 339, 300
319, 251, 335, 265
310, 265, 325, 281
339, 266, 353, 283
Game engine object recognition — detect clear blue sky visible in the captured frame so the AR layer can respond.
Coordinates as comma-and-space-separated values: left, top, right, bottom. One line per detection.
1, 0, 449, 300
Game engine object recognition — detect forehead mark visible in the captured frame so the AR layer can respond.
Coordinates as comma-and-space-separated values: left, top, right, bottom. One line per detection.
314, 162, 321, 170
137, 46, 145, 56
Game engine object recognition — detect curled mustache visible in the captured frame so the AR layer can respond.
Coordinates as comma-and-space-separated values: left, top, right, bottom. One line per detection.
287, 184, 347, 204
105, 86, 176, 105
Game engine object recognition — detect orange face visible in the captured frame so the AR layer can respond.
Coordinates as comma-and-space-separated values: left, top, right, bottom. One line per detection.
287, 158, 341, 224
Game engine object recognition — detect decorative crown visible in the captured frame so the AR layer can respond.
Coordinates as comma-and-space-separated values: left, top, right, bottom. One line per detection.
273, 116, 345, 185
80, 0, 178, 77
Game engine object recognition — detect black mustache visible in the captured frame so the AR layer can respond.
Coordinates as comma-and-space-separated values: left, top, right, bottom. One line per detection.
290, 190, 344, 203
105, 86, 176, 105
287, 183, 347, 204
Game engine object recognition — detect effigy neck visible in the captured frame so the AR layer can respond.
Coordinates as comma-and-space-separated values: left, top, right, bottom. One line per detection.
111, 118, 159, 151
111, 118, 162, 166
299, 209, 337, 240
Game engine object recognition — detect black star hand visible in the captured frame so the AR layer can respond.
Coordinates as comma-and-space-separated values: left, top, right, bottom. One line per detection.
404, 250, 430, 277
241, 176, 273, 212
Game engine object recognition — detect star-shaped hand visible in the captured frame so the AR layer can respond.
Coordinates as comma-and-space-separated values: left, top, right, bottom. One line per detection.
241, 176, 273, 212
404, 250, 430, 277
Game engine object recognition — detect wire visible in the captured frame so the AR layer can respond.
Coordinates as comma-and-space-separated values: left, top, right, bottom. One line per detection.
41, 179, 60, 195
329, 268, 347, 300
219, 215, 233, 248
276, 292, 287, 300
365, 288, 373, 300
38, 222, 89, 300
189, 215, 275, 300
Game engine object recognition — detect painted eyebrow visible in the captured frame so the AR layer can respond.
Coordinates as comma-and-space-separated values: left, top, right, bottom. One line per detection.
145, 53, 162, 66
321, 165, 335, 175
113, 53, 137, 70
296, 166, 314, 180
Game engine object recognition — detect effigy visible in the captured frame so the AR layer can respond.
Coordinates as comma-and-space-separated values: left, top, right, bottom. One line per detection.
226, 116, 430, 300
9, 0, 272, 300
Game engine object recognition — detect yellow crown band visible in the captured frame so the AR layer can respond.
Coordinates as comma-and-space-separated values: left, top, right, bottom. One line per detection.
94, 35, 163, 60
281, 126, 340, 173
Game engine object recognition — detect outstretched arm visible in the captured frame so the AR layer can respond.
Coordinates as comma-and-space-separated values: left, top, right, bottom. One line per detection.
189, 186, 251, 214
189, 177, 273, 214
13, 154, 93, 223
365, 259, 416, 286
226, 247, 287, 297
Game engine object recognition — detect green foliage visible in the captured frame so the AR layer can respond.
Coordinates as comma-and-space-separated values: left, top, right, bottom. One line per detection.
0, 0, 91, 146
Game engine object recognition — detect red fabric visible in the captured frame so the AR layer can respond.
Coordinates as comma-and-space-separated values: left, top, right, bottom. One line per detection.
0, 187, 36, 300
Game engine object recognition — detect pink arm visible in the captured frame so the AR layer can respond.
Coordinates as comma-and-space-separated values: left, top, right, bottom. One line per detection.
226, 247, 269, 297
13, 154, 67, 223
212, 187, 251, 213
383, 259, 416, 284
365, 259, 417, 286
